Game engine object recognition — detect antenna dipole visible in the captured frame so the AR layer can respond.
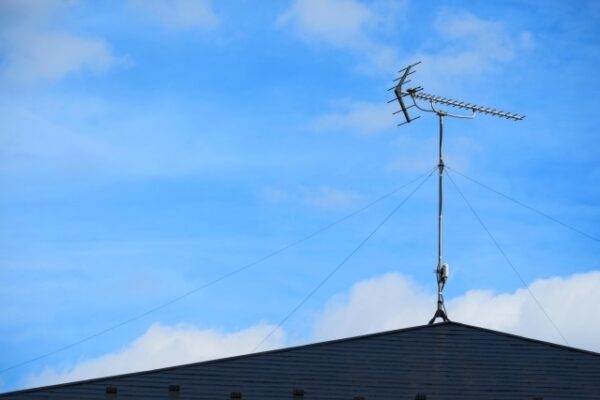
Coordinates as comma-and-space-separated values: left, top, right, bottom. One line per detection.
390, 62, 524, 324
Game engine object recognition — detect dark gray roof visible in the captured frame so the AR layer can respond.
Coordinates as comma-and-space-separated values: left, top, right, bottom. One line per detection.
2, 321, 599, 399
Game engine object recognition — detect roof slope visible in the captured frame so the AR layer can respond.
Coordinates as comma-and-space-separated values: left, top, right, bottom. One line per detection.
2, 322, 599, 399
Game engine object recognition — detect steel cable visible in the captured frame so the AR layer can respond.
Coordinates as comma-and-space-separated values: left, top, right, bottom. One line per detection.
0, 167, 437, 375
446, 170, 569, 345
446, 166, 599, 244
253, 168, 436, 351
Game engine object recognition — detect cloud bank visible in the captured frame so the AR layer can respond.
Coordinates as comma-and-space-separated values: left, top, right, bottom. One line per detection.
314, 271, 600, 350
26, 270, 600, 388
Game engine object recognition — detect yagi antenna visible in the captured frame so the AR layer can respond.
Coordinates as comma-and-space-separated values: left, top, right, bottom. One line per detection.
390, 61, 524, 325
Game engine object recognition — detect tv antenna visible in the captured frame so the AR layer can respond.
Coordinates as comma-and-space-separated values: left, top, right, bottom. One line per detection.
390, 61, 524, 324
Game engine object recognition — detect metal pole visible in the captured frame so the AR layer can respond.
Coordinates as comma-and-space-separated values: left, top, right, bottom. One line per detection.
438, 113, 444, 273
429, 112, 449, 324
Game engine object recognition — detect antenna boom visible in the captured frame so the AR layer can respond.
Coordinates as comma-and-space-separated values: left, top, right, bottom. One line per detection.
410, 91, 524, 120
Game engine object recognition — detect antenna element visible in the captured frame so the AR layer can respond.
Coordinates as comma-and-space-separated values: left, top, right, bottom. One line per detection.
390, 62, 525, 324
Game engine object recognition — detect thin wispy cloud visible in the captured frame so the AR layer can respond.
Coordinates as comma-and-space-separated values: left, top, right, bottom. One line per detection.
0, 1, 122, 84
127, 0, 220, 31
261, 185, 363, 211
276, 0, 402, 73
386, 132, 476, 174
277, 0, 374, 47
303, 186, 363, 210
0, 97, 241, 179
408, 8, 534, 90
311, 101, 396, 135
435, 9, 534, 66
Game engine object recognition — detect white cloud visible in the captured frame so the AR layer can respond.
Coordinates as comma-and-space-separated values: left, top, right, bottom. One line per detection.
314, 271, 600, 352
314, 273, 434, 339
451, 273, 600, 349
276, 0, 402, 73
26, 322, 284, 388
0, 0, 121, 83
128, 0, 219, 31
311, 101, 396, 135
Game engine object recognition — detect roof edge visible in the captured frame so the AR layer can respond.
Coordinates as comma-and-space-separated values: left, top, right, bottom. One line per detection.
449, 321, 600, 357
2, 321, 597, 396
1, 322, 437, 396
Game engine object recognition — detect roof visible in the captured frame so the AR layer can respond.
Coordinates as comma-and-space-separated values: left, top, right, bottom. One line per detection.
2, 321, 599, 399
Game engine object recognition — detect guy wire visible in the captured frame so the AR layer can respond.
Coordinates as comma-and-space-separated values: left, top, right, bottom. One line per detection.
446, 170, 569, 345
253, 168, 436, 351
0, 167, 437, 375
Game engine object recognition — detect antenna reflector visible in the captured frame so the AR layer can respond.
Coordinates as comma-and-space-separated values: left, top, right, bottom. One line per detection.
393, 70, 416, 82
397, 115, 420, 126
398, 61, 421, 73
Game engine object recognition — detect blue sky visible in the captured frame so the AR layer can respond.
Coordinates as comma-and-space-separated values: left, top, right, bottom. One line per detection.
1, 0, 599, 392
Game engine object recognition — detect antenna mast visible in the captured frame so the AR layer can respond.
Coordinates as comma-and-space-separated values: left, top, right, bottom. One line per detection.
390, 62, 524, 324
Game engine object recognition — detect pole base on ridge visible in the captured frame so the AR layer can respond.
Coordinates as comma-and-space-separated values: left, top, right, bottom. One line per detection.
428, 309, 450, 325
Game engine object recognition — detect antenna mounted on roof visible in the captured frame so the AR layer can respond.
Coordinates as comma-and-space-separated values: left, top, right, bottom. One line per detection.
390, 61, 524, 324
